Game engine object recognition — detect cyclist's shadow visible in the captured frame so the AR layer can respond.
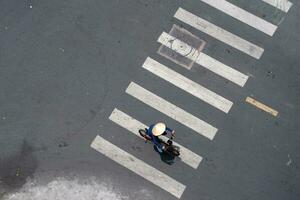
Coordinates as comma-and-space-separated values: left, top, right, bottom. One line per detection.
153, 145, 180, 165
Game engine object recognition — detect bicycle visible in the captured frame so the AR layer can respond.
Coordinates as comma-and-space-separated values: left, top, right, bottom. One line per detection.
138, 128, 180, 157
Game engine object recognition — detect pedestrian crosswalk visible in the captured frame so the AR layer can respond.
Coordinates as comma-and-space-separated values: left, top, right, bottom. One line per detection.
90, 1, 292, 198
199, 0, 278, 36
126, 82, 218, 140
109, 108, 203, 169
174, 7, 265, 59
90, 135, 186, 199
142, 57, 233, 112
157, 32, 249, 87
261, 0, 293, 12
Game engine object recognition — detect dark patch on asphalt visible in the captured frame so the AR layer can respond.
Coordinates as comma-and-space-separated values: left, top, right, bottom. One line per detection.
131, 146, 141, 151
0, 140, 38, 196
267, 70, 276, 79
89, 109, 97, 116
58, 141, 68, 148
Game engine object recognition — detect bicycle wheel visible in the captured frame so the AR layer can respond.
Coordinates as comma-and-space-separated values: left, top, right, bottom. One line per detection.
166, 146, 180, 157
139, 129, 147, 137
139, 129, 151, 141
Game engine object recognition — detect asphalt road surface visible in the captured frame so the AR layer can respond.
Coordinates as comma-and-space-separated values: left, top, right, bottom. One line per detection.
0, 0, 299, 199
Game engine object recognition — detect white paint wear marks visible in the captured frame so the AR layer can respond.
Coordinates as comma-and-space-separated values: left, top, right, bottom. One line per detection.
158, 33, 200, 62
157, 33, 249, 87
261, 0, 292, 12
174, 8, 264, 59
109, 108, 203, 169
90, 135, 186, 199
199, 0, 277, 36
3, 177, 127, 200
125, 82, 218, 140
143, 56, 234, 110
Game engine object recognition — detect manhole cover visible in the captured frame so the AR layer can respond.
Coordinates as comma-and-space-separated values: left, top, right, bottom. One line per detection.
157, 24, 206, 69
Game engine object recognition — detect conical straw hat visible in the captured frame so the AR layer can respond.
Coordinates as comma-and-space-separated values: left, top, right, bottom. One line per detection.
152, 122, 166, 136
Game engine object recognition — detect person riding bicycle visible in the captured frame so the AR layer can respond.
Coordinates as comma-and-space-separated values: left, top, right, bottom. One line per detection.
146, 122, 175, 153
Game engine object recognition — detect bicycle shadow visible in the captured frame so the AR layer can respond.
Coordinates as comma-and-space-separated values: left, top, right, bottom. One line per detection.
153, 145, 180, 165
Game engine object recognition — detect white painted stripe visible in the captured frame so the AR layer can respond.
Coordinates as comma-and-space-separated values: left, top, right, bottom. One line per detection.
261, 0, 292, 12
143, 56, 234, 111
90, 135, 186, 199
109, 108, 203, 169
174, 8, 264, 59
199, 0, 277, 36
157, 33, 249, 87
125, 82, 218, 140
197, 53, 249, 86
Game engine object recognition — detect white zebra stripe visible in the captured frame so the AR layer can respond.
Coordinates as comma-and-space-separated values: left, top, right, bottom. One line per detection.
125, 82, 218, 140
143, 56, 234, 110
199, 0, 277, 36
157, 32, 249, 87
174, 7, 264, 59
261, 0, 292, 12
109, 108, 203, 169
90, 135, 186, 199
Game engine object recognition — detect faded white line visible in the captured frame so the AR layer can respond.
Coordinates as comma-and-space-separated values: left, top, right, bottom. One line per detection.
261, 0, 292, 12
109, 108, 203, 169
174, 7, 264, 59
199, 0, 277, 36
125, 82, 218, 140
157, 32, 249, 87
90, 135, 186, 199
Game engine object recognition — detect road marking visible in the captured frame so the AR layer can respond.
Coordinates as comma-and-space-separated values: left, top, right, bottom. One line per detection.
174, 7, 264, 59
199, 0, 277, 36
157, 24, 206, 70
143, 56, 234, 111
158, 33, 200, 62
125, 82, 218, 140
157, 33, 249, 87
261, 0, 292, 12
245, 97, 278, 116
90, 135, 186, 199
197, 53, 249, 86
109, 108, 203, 169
